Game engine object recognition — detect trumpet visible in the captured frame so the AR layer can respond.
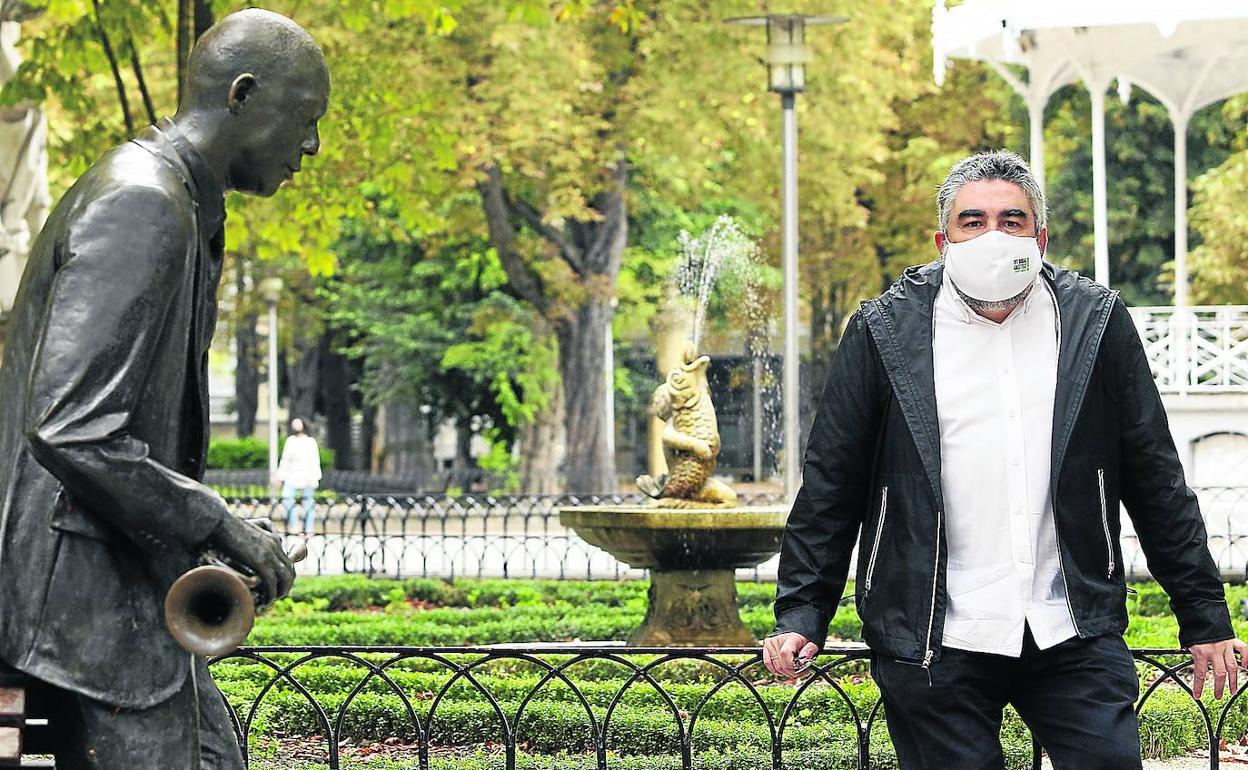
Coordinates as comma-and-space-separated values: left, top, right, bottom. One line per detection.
164, 528, 307, 657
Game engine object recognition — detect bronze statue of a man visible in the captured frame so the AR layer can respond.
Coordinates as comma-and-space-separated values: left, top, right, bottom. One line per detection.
0, 8, 329, 767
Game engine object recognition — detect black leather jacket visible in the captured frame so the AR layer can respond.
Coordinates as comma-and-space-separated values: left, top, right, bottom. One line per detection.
773, 260, 1233, 668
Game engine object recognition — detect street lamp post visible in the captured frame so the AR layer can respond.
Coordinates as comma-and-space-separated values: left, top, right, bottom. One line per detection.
260, 276, 284, 491
725, 13, 846, 501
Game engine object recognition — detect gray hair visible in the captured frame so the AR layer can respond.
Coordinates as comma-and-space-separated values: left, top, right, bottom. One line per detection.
936, 150, 1047, 234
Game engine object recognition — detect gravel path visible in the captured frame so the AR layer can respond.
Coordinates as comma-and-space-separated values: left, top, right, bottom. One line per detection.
1042, 758, 1222, 769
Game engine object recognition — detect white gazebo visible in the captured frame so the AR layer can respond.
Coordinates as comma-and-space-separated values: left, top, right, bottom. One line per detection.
932, 0, 1248, 309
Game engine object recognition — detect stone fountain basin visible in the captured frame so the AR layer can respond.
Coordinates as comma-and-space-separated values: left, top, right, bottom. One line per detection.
558, 505, 789, 570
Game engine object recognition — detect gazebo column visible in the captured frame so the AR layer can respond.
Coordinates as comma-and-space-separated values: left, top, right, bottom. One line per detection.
1173, 111, 1190, 310
985, 61, 1058, 194
1171, 110, 1192, 392
1028, 97, 1046, 192
1089, 83, 1110, 286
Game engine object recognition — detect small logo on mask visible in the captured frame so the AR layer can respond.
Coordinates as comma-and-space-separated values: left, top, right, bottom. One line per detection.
1013, 257, 1030, 273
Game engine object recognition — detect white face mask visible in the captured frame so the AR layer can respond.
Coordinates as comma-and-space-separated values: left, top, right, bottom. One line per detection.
941, 229, 1042, 303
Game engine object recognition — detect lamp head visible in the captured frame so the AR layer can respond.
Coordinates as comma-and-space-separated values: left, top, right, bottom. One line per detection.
724, 13, 847, 94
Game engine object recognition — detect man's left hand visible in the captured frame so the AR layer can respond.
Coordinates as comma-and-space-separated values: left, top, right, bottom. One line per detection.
1189, 638, 1248, 699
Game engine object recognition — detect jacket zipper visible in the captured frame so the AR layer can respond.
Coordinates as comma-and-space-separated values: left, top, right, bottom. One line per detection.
1098, 468, 1113, 579
864, 486, 888, 593
921, 510, 942, 674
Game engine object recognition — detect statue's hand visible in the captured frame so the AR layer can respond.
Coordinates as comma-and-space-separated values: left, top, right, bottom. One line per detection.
207, 515, 296, 606
690, 439, 713, 460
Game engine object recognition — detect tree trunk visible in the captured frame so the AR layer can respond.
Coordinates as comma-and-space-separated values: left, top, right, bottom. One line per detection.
377, 400, 434, 476
477, 160, 627, 495
318, 332, 354, 470
518, 378, 563, 494
234, 313, 259, 437
360, 402, 377, 474
455, 419, 472, 470
559, 296, 615, 493
233, 259, 259, 437
287, 327, 321, 425
193, 0, 213, 38
809, 281, 849, 397
176, 0, 212, 109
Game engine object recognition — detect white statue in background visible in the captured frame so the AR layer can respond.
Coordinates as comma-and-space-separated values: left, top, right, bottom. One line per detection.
0, 1, 51, 321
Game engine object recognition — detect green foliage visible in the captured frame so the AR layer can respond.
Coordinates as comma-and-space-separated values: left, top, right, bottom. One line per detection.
1128, 582, 1172, 617
206, 437, 335, 470
1189, 96, 1248, 303
207, 437, 269, 470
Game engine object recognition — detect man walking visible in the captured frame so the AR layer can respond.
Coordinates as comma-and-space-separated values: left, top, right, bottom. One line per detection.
764, 150, 1245, 768
0, 9, 329, 768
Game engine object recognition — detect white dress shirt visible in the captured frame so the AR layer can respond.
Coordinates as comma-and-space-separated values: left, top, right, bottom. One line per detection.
933, 271, 1078, 657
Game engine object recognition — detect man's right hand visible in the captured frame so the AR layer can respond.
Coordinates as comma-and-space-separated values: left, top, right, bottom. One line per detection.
207, 514, 296, 606
763, 632, 820, 678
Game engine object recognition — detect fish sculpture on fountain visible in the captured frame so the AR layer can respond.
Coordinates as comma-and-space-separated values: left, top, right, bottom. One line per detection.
635, 343, 738, 508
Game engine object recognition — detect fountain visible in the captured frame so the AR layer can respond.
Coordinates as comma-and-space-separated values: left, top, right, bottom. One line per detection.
560, 217, 788, 646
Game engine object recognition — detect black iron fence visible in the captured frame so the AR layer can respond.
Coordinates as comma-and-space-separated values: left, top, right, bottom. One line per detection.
213, 644, 1242, 770
206, 469, 505, 497
223, 488, 1248, 582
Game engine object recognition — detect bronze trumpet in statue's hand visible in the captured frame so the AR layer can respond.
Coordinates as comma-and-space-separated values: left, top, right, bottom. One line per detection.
164, 518, 307, 656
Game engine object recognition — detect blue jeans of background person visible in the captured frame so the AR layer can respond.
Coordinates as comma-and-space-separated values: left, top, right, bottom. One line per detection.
282, 483, 316, 533
871, 628, 1142, 769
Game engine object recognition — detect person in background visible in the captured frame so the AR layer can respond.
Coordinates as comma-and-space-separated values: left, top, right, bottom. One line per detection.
277, 417, 322, 534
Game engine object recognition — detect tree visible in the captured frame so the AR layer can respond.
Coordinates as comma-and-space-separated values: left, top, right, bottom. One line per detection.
323, 186, 560, 484
1041, 85, 1234, 307
1187, 96, 1248, 305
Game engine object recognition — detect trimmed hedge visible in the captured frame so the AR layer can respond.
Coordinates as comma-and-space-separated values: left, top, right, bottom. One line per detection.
257, 576, 861, 648
220, 576, 1248, 769
249, 742, 899, 770
207, 436, 335, 470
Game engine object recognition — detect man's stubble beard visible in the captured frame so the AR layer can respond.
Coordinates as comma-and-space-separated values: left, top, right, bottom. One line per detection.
952, 281, 1033, 313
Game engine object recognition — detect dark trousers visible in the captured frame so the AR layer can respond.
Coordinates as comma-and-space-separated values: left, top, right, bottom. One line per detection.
22, 656, 243, 770
871, 630, 1142, 770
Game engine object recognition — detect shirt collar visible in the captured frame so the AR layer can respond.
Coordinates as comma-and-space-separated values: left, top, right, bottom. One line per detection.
152, 118, 227, 235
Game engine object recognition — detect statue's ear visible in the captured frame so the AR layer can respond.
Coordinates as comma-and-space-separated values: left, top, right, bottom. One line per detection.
227, 73, 258, 115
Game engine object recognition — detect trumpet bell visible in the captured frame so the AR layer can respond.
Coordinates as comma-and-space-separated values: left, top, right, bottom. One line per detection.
164, 565, 256, 656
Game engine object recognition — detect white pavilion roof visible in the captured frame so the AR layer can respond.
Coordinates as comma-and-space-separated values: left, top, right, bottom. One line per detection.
933, 0, 1248, 116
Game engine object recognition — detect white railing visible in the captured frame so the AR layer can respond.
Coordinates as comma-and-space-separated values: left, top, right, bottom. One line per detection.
1129, 306, 1248, 393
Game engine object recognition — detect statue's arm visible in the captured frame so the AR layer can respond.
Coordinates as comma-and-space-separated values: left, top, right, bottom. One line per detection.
23, 183, 227, 551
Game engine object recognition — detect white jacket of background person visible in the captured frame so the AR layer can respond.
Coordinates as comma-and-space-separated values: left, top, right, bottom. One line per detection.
276, 434, 322, 489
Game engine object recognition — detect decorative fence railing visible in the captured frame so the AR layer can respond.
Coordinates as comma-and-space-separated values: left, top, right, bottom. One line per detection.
213, 644, 1241, 770
226, 488, 1248, 582
229, 492, 781, 580
206, 468, 506, 496
1129, 306, 1248, 393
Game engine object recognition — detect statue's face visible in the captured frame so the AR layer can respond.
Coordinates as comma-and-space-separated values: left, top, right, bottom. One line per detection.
231, 70, 329, 197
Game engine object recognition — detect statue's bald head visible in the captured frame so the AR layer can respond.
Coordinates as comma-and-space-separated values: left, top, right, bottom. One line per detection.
184, 8, 328, 111
177, 9, 330, 197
